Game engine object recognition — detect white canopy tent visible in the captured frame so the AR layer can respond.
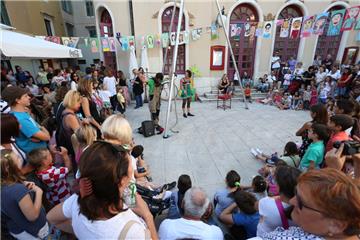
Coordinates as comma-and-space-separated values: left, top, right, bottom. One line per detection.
0, 28, 83, 59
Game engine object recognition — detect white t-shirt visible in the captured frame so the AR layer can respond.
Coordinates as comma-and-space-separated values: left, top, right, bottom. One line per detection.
315, 72, 326, 84
158, 218, 223, 240
271, 56, 280, 69
267, 75, 276, 83
52, 76, 66, 86
103, 76, 117, 96
98, 90, 112, 104
256, 197, 295, 237
26, 85, 39, 95
327, 70, 341, 80
70, 81, 78, 91
62, 194, 147, 239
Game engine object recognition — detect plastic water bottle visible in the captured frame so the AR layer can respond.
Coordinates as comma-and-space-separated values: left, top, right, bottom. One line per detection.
123, 182, 137, 208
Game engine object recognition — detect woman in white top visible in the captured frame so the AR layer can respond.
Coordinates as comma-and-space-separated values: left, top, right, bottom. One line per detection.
47, 141, 158, 240
315, 66, 327, 85
70, 72, 80, 91
257, 165, 301, 237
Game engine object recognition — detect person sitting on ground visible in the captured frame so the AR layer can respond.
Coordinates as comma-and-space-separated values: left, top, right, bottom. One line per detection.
256, 166, 301, 238
302, 66, 316, 86
244, 84, 252, 103
250, 168, 360, 240
167, 174, 192, 219
251, 141, 300, 168
214, 170, 242, 218
218, 74, 230, 94
1, 149, 49, 239
326, 114, 353, 153
47, 141, 158, 239
242, 72, 253, 88
260, 89, 274, 105
299, 123, 329, 171
27, 147, 72, 206
257, 76, 269, 93
246, 175, 268, 201
1, 86, 50, 153
277, 92, 291, 110
159, 187, 223, 239
282, 69, 292, 91
220, 190, 260, 239
291, 91, 302, 110
267, 71, 276, 90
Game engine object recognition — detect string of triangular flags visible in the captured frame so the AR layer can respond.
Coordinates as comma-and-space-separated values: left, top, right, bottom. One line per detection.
36, 5, 359, 53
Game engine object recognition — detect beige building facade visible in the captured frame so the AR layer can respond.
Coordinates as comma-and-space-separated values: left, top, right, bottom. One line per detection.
2, 0, 69, 76
94, 0, 359, 93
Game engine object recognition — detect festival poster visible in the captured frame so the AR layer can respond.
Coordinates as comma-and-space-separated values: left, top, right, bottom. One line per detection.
255, 22, 263, 37
211, 23, 218, 40
230, 23, 242, 40
183, 30, 189, 44
313, 12, 329, 35
108, 37, 116, 52
161, 33, 169, 48
301, 16, 315, 38
280, 19, 291, 38
355, 18, 360, 30
341, 6, 360, 31
249, 23, 257, 42
327, 9, 345, 36
146, 35, 154, 49
120, 37, 129, 51
155, 34, 161, 47
170, 32, 176, 46
191, 28, 202, 41
61, 37, 71, 47
262, 21, 273, 39
244, 23, 251, 37
84, 38, 89, 47
276, 19, 284, 26
290, 17, 302, 39
45, 36, 61, 44
128, 36, 135, 47
178, 32, 185, 45
89, 38, 99, 53
205, 26, 212, 33
101, 37, 110, 52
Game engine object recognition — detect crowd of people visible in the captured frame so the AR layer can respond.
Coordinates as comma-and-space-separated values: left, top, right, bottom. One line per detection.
1, 59, 360, 240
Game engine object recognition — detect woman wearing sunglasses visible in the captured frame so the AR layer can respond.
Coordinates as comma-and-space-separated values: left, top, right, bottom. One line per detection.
250, 168, 360, 240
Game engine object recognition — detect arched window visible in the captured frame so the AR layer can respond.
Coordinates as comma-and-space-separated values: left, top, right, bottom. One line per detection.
99, 8, 117, 71
273, 5, 303, 62
228, 4, 259, 79
162, 6, 186, 75
314, 5, 344, 62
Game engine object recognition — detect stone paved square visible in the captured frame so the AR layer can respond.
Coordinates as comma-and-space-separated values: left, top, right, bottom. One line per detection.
127, 101, 309, 197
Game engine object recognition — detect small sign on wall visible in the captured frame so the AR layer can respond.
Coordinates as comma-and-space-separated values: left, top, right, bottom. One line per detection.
210, 45, 225, 70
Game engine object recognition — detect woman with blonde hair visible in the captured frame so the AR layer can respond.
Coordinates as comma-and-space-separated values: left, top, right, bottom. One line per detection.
251, 168, 360, 239
56, 90, 83, 170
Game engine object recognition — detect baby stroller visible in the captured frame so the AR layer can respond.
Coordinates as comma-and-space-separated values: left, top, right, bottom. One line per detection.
136, 184, 171, 217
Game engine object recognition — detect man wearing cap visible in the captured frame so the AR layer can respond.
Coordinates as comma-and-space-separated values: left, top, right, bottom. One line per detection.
1, 86, 50, 153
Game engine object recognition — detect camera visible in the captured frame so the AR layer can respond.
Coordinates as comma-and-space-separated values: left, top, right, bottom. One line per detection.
333, 141, 360, 155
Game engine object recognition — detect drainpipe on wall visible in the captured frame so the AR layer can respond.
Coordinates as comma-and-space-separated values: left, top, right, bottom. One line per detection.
129, 0, 135, 37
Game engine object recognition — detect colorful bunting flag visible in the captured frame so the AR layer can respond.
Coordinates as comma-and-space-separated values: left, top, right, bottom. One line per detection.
155, 34, 161, 47
146, 35, 154, 48
255, 22, 263, 37
262, 21, 273, 39
45, 36, 61, 44
230, 23, 242, 40
170, 32, 176, 46
161, 33, 169, 48
301, 16, 315, 38
290, 17, 302, 39
342, 6, 360, 31
128, 36, 135, 47
355, 17, 360, 30
108, 37, 116, 52
327, 9, 346, 36
191, 28, 202, 41
120, 37, 129, 51
89, 38, 99, 53
211, 23, 218, 40
101, 37, 110, 52
280, 19, 291, 38
313, 13, 329, 35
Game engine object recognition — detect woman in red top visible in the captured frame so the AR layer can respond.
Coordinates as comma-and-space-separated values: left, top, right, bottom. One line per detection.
337, 67, 352, 97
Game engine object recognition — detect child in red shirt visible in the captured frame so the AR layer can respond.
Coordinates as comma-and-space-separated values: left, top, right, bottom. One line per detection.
244, 84, 252, 103
326, 114, 354, 152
